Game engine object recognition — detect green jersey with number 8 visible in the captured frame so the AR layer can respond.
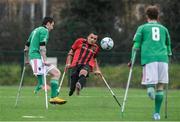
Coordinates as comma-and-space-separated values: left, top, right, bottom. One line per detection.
133, 21, 172, 65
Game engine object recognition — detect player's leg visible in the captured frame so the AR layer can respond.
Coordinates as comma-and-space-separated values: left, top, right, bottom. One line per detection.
153, 62, 169, 120
47, 66, 67, 104
34, 75, 44, 93
142, 62, 158, 100
69, 67, 79, 96
30, 59, 44, 93
76, 65, 90, 95
49, 66, 60, 98
154, 83, 164, 120
147, 84, 155, 100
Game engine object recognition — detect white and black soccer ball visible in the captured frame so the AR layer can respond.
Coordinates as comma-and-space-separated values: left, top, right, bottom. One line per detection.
100, 37, 114, 50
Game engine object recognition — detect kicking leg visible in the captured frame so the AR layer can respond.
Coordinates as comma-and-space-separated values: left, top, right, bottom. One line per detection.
76, 69, 88, 95
69, 73, 78, 96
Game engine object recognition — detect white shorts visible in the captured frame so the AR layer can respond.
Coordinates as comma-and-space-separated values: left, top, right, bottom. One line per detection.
141, 62, 169, 85
30, 59, 55, 76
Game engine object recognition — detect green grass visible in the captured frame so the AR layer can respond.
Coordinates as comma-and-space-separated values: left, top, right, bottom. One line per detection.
0, 86, 180, 121
1, 63, 180, 88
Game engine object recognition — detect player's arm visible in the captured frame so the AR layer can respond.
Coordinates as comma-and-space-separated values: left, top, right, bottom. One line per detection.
65, 49, 74, 70
39, 29, 48, 64
131, 41, 140, 62
132, 26, 142, 56
40, 42, 47, 64
166, 29, 172, 56
128, 26, 142, 67
94, 58, 101, 75
93, 46, 101, 75
65, 39, 81, 70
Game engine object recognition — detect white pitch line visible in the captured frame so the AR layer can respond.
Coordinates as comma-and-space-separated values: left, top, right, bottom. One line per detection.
22, 115, 44, 119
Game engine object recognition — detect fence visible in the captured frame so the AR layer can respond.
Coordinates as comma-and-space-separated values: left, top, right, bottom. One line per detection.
0, 50, 180, 65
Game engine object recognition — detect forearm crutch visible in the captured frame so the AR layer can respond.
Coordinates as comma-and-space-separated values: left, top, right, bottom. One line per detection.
57, 68, 66, 94
121, 49, 137, 114
100, 74, 121, 108
15, 65, 26, 107
165, 83, 168, 118
43, 65, 48, 109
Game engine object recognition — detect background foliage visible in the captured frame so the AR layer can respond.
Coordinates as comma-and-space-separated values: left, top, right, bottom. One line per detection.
1, 64, 179, 89
0, 0, 180, 63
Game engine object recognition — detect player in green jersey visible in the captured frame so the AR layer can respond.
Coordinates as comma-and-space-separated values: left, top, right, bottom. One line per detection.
24, 17, 66, 105
129, 5, 172, 120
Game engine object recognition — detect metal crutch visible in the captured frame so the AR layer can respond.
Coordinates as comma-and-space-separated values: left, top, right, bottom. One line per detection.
43, 65, 48, 109
15, 52, 26, 107
57, 68, 66, 94
100, 74, 122, 108
15, 65, 26, 107
121, 49, 137, 114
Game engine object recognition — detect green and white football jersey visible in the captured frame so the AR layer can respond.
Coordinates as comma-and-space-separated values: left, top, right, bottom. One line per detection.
133, 21, 172, 65
27, 26, 49, 59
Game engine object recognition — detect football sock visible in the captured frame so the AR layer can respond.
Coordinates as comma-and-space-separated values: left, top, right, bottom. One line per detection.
50, 79, 59, 98
34, 75, 44, 93
155, 90, 164, 113
69, 74, 78, 95
78, 75, 86, 89
147, 84, 155, 100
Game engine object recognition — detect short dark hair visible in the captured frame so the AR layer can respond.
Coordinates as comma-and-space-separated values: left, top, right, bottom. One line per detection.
145, 5, 159, 20
42, 17, 54, 26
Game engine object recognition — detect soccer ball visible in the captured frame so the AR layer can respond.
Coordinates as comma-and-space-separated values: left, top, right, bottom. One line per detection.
100, 37, 114, 50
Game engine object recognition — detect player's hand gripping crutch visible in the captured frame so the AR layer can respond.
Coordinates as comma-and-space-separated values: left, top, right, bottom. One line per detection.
121, 49, 137, 114
99, 73, 122, 108
15, 63, 26, 107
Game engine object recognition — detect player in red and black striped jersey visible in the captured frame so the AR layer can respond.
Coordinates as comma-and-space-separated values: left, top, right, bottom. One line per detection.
65, 33, 101, 96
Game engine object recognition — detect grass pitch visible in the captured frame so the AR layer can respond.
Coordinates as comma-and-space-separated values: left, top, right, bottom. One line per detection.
0, 86, 180, 121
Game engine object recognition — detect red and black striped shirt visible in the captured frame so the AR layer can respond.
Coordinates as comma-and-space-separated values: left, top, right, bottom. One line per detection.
71, 38, 99, 69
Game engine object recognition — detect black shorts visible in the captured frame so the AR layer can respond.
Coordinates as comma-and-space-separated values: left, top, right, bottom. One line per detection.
71, 64, 90, 78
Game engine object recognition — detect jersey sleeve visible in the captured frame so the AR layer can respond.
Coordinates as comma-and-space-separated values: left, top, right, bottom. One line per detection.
71, 38, 83, 50
133, 25, 143, 49
130, 25, 143, 62
40, 28, 49, 44
165, 29, 172, 56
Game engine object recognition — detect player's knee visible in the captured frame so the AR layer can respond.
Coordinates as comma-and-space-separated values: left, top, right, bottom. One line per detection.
52, 69, 61, 79
79, 69, 88, 77
157, 83, 164, 91
78, 74, 87, 87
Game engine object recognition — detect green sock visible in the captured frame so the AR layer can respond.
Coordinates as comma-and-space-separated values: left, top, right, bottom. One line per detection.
37, 75, 44, 85
34, 75, 44, 93
50, 79, 59, 98
155, 90, 164, 113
